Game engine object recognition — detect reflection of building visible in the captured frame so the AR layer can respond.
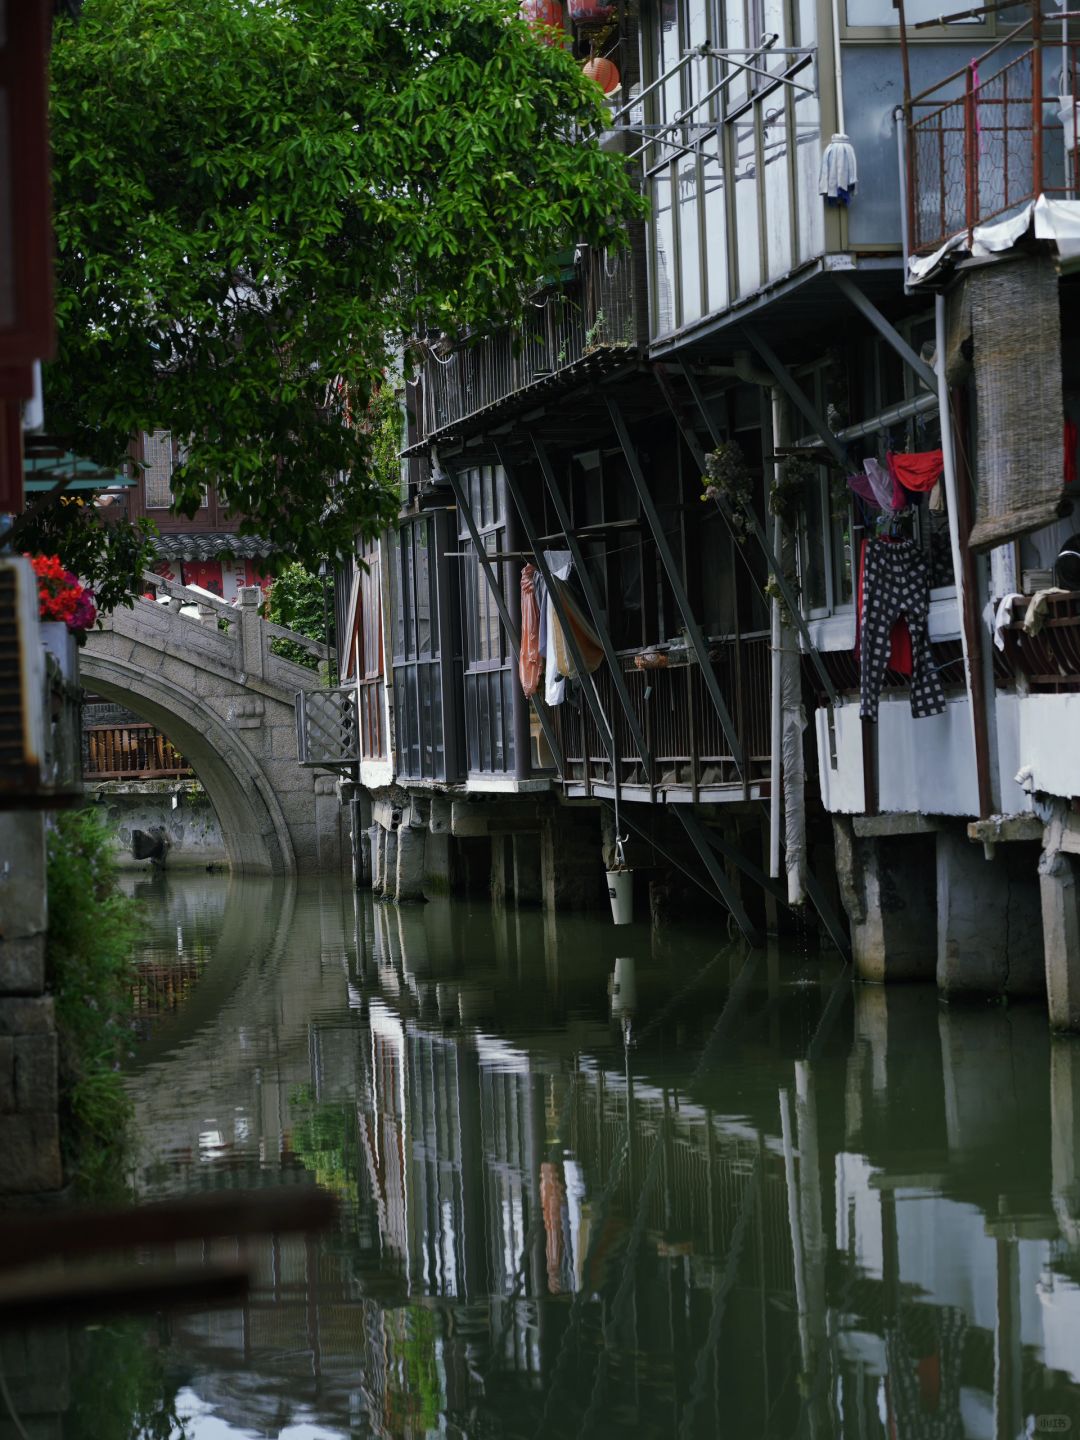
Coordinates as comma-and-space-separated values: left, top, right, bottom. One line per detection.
119, 878, 1080, 1438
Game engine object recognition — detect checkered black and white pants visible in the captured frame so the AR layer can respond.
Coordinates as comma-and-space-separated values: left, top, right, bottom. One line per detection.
859, 538, 946, 722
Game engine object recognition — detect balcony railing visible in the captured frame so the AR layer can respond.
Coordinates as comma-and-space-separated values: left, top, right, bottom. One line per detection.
84, 722, 192, 781
907, 16, 1080, 254
1000, 590, 1080, 691
418, 245, 638, 442
553, 634, 773, 796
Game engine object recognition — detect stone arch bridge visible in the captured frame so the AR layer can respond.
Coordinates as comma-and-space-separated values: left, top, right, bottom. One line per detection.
83, 575, 345, 874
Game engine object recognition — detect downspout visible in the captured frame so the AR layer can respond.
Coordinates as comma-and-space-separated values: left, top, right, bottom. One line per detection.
894, 107, 913, 296
934, 292, 985, 810
735, 353, 807, 902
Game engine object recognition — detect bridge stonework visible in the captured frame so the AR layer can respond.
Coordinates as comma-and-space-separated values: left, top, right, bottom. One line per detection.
83, 587, 339, 875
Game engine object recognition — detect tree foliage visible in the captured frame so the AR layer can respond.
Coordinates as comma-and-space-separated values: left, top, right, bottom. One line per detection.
48, 0, 644, 572
265, 560, 333, 670
14, 496, 157, 616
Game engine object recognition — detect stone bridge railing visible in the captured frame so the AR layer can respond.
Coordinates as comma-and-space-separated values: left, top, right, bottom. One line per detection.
139, 570, 333, 685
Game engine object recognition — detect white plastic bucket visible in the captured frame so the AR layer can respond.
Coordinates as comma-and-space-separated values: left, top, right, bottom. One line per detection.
606, 868, 633, 925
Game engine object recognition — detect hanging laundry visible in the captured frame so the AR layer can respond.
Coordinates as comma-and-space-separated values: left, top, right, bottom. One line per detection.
859, 537, 946, 722
818, 133, 857, 205
856, 538, 912, 675
887, 449, 944, 495
864, 457, 906, 511
1065, 417, 1078, 486
551, 586, 603, 678
518, 564, 543, 698
847, 470, 882, 510
991, 592, 1023, 651
544, 596, 565, 706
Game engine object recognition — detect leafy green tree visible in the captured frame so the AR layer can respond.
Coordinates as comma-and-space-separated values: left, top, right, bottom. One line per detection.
47, 0, 644, 582
265, 560, 333, 670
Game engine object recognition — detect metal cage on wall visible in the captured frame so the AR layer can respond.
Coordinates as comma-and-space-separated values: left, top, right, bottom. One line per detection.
295, 687, 359, 771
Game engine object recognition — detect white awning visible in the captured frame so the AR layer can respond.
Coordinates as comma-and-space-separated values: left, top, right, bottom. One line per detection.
908, 195, 1080, 284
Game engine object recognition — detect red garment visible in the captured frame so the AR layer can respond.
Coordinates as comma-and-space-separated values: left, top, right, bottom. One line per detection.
887, 449, 944, 494
1066, 418, 1078, 486
856, 537, 913, 676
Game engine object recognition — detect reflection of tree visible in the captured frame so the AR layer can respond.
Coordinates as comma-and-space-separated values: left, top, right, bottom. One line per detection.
385, 1306, 444, 1434
65, 1320, 189, 1440
288, 1085, 361, 1206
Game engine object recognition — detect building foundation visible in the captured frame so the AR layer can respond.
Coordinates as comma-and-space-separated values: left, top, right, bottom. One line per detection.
936, 829, 1043, 1000
832, 817, 936, 983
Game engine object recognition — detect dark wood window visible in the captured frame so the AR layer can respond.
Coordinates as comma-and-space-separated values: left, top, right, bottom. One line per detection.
391, 517, 447, 780
458, 466, 515, 776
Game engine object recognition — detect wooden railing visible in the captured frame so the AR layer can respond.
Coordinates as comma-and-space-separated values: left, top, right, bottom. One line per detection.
418, 245, 637, 442
553, 635, 773, 795
85, 722, 192, 780
1000, 590, 1080, 691
358, 675, 386, 762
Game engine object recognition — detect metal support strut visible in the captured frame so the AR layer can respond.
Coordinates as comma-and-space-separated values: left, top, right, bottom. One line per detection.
442, 458, 566, 778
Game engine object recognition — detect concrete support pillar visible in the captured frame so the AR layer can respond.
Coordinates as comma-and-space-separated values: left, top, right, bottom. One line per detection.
832, 817, 936, 983
424, 832, 451, 897
491, 834, 511, 907
1041, 847, 1080, 1030
0, 814, 61, 1194
237, 585, 265, 681
393, 825, 427, 903
370, 824, 385, 894
383, 828, 398, 899
541, 809, 604, 913
314, 774, 342, 874
936, 829, 1043, 999
512, 832, 543, 907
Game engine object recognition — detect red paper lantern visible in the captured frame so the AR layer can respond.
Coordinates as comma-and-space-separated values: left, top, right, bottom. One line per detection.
582, 56, 621, 94
569, 0, 615, 21
520, 0, 565, 41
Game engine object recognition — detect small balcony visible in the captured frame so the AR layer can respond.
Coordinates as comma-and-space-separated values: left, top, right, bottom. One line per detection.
416, 243, 640, 444
84, 722, 193, 781
908, 13, 1080, 254
552, 634, 774, 801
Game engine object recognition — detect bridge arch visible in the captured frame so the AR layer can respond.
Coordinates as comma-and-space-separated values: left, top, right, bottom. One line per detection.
81, 652, 296, 875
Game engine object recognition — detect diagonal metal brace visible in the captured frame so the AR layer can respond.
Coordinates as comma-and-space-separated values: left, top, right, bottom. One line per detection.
531, 436, 654, 782
668, 361, 841, 712
831, 275, 938, 393
676, 809, 762, 947
495, 442, 617, 773
741, 326, 848, 470
442, 459, 566, 778
607, 397, 746, 777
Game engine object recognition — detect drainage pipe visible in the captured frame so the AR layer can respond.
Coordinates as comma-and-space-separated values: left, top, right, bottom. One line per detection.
935, 291, 984, 809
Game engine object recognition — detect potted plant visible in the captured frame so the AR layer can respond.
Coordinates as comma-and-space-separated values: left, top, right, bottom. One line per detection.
27, 553, 97, 680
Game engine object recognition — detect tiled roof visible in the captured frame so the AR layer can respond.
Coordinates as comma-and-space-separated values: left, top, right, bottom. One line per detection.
151, 532, 275, 561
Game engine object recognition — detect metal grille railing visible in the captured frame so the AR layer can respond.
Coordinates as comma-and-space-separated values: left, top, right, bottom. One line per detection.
906, 22, 1080, 254
419, 247, 637, 441
553, 635, 772, 792
295, 687, 359, 768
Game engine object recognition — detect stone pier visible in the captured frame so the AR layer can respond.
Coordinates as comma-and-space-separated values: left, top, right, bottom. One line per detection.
0, 814, 62, 1194
831, 816, 937, 983
936, 828, 1043, 1000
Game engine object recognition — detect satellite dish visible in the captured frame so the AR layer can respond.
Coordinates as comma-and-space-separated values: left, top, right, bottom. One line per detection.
1055, 534, 1080, 590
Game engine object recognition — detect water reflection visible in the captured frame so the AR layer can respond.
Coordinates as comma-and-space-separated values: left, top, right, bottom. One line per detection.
34, 877, 1080, 1436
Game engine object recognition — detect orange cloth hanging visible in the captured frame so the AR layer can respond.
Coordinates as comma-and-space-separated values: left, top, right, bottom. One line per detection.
518, 564, 543, 697
551, 584, 603, 677
887, 449, 944, 494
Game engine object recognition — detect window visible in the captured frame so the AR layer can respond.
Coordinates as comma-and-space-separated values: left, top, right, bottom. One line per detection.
458, 465, 516, 775
644, 0, 820, 337
142, 430, 174, 509
391, 517, 449, 780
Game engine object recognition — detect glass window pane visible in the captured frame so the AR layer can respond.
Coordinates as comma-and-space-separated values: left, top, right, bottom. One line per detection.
651, 170, 676, 337
415, 522, 432, 657
794, 91, 823, 264
763, 105, 792, 281
733, 124, 761, 297
703, 153, 729, 315
677, 159, 703, 325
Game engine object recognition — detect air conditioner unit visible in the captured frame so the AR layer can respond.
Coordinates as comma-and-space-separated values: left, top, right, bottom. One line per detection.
0, 555, 47, 796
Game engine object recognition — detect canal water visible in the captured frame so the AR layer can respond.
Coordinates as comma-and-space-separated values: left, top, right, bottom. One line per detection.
44, 874, 1080, 1436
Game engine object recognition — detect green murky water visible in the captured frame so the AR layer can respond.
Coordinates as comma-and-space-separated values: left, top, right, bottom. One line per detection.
26, 874, 1080, 1437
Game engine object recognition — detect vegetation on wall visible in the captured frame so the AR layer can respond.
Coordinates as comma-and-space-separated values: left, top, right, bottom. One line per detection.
46, 0, 645, 591
45, 808, 141, 1195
